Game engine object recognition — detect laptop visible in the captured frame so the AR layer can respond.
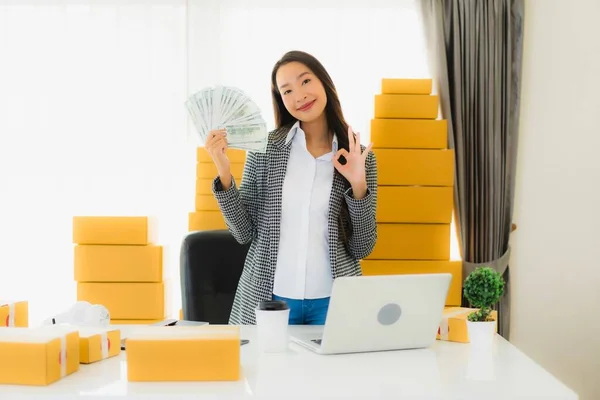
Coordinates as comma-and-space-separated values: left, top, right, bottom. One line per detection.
290, 273, 451, 355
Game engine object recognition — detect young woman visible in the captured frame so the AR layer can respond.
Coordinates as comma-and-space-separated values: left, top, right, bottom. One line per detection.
205, 50, 378, 325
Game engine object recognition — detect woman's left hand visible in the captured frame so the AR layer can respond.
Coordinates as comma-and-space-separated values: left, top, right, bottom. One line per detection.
333, 127, 373, 199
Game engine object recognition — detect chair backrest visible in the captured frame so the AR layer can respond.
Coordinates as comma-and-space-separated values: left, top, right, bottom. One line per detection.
180, 230, 250, 324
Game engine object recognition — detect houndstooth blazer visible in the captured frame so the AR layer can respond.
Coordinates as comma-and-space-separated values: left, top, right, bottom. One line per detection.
212, 124, 378, 325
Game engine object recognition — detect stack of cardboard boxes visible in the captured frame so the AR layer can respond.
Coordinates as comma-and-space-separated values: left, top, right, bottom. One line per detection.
361, 78, 463, 308
188, 148, 246, 232
73, 216, 165, 324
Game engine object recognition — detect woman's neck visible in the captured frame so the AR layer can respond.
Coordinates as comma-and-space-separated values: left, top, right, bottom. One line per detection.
300, 115, 331, 148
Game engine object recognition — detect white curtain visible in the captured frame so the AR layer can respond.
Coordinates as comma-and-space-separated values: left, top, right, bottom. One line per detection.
0, 0, 431, 326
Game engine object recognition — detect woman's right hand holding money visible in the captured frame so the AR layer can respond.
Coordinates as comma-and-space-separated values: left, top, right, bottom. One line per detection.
205, 129, 232, 189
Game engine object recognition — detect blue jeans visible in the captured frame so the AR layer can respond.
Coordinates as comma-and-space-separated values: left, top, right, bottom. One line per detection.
272, 294, 330, 325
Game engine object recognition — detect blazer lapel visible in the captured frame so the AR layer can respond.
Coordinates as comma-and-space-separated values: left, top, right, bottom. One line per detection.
266, 127, 292, 282
328, 170, 347, 278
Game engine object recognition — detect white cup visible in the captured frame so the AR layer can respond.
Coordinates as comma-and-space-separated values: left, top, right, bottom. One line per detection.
255, 300, 290, 353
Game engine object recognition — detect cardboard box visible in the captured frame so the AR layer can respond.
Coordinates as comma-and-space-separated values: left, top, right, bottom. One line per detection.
0, 300, 28, 327
0, 326, 80, 385
381, 78, 432, 95
370, 118, 447, 149
197, 147, 246, 163
373, 149, 454, 186
374, 94, 439, 119
437, 307, 498, 343
188, 211, 228, 231
77, 282, 164, 320
126, 325, 240, 382
377, 186, 453, 224
195, 194, 219, 211
196, 162, 244, 179
74, 245, 163, 282
361, 260, 462, 306
78, 327, 121, 364
196, 178, 215, 195
72, 216, 153, 245
367, 223, 451, 260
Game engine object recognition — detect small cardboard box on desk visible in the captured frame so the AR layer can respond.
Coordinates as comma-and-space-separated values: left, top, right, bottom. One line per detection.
0, 325, 80, 385
126, 325, 240, 382
437, 307, 498, 343
78, 327, 121, 364
0, 300, 28, 327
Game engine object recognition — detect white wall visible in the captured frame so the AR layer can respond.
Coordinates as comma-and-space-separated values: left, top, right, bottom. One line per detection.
510, 1, 600, 399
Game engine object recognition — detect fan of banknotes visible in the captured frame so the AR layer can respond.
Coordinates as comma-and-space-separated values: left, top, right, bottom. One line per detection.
185, 85, 268, 153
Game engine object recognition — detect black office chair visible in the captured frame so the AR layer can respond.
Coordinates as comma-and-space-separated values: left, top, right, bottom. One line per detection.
180, 230, 250, 324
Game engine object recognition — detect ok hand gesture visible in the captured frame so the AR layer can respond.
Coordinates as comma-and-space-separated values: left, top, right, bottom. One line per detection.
333, 127, 373, 199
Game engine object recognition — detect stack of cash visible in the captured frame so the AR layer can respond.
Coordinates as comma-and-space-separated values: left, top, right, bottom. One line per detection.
185, 85, 268, 153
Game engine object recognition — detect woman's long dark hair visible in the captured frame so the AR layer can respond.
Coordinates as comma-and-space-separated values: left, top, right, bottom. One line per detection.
270, 50, 353, 243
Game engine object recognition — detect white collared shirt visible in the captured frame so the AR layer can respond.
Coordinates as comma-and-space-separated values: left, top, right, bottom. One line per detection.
273, 121, 338, 300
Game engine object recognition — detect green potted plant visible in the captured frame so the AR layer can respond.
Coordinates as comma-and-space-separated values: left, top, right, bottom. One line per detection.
463, 266, 505, 347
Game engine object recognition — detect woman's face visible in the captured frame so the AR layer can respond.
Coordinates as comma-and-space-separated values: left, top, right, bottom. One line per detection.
275, 61, 327, 123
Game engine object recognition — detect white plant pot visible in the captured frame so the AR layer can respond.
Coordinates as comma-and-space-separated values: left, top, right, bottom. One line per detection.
466, 320, 496, 348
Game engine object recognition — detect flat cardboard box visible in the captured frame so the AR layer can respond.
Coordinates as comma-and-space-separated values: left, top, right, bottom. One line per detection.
196, 162, 244, 180
197, 147, 246, 163
126, 325, 240, 382
0, 300, 28, 327
74, 244, 163, 282
72, 216, 154, 245
0, 326, 80, 385
77, 282, 164, 320
377, 186, 453, 224
370, 118, 447, 149
188, 211, 228, 231
196, 178, 215, 195
373, 149, 454, 186
437, 307, 498, 343
195, 194, 220, 211
374, 94, 439, 119
381, 78, 432, 95
367, 223, 451, 260
78, 327, 121, 364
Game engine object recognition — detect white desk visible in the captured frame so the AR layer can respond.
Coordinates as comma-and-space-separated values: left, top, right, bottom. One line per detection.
0, 325, 578, 399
